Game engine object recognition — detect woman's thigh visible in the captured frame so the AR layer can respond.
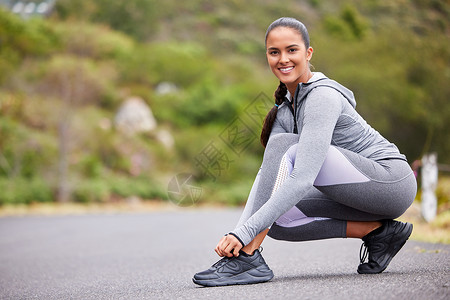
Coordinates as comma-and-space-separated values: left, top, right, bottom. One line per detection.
289, 146, 417, 219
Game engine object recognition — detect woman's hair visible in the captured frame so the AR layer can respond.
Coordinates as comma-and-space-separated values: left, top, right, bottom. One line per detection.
260, 17, 310, 148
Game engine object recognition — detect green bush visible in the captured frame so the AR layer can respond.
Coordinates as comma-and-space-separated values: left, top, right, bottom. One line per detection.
55, 21, 135, 60
0, 118, 57, 178
0, 8, 59, 83
108, 176, 167, 200
36, 55, 119, 108
0, 177, 53, 205
71, 175, 168, 203
323, 4, 368, 40
177, 78, 242, 126
198, 179, 253, 206
53, 0, 159, 41
0, 8, 60, 57
79, 155, 103, 178
72, 179, 110, 203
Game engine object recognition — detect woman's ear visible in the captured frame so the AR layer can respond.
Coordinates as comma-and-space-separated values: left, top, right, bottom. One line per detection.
306, 47, 314, 61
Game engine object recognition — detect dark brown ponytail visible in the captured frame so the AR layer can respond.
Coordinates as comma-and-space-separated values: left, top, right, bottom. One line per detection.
260, 81, 287, 147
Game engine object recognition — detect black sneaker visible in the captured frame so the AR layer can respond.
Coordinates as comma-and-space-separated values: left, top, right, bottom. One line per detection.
192, 248, 274, 287
358, 220, 413, 274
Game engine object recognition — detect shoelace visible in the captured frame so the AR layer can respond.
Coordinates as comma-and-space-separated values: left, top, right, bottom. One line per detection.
212, 246, 264, 269
212, 257, 231, 269
360, 242, 368, 264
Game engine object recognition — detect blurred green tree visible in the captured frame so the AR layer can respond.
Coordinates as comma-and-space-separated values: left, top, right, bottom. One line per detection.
38, 55, 117, 202
53, 0, 159, 41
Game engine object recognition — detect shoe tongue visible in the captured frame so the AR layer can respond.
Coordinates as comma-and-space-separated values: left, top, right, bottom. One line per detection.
363, 224, 385, 241
239, 250, 252, 257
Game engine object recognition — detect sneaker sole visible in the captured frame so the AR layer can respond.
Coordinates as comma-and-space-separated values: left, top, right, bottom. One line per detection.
192, 265, 274, 287
358, 222, 413, 274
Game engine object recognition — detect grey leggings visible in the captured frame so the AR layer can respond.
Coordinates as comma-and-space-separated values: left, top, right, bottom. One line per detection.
235, 133, 417, 242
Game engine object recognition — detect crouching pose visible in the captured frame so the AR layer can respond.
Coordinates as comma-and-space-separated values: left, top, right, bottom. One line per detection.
193, 17, 416, 287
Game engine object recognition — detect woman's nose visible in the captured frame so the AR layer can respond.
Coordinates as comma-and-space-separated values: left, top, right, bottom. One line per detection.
280, 52, 289, 63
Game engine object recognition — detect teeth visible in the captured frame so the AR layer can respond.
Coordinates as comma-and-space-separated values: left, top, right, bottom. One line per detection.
280, 67, 294, 72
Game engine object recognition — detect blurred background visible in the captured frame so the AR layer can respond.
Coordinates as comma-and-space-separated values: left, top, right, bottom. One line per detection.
0, 0, 448, 219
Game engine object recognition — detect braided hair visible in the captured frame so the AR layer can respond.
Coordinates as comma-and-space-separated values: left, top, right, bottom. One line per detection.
260, 81, 287, 147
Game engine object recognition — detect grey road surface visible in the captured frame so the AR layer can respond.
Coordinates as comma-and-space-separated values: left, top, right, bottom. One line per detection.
0, 208, 448, 299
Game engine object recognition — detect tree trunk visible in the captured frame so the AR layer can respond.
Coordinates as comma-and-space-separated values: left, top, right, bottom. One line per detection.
56, 73, 72, 203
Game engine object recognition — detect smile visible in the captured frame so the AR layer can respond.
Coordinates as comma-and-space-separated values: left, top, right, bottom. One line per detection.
279, 66, 294, 73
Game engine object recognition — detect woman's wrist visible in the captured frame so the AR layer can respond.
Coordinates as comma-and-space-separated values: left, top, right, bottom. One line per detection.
228, 232, 245, 248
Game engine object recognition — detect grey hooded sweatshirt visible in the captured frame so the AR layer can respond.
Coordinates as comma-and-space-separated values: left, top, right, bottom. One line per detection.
271, 72, 405, 161
231, 72, 406, 246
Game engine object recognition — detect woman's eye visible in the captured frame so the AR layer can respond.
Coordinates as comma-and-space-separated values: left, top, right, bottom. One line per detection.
269, 51, 278, 55
289, 48, 297, 53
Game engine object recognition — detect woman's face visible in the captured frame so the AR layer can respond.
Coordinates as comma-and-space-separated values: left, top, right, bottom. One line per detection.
266, 27, 313, 94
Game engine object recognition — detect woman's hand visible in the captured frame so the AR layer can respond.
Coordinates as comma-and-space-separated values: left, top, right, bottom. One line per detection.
215, 234, 242, 257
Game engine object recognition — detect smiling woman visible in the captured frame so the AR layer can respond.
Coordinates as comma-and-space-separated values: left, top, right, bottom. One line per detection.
265, 26, 313, 96
260, 18, 314, 148
192, 17, 417, 287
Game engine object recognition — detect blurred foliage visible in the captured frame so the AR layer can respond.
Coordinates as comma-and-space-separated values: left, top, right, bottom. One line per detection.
0, 1, 449, 206
53, 0, 159, 41
324, 4, 369, 40
54, 22, 135, 60
0, 8, 59, 83
0, 177, 53, 204
36, 55, 117, 106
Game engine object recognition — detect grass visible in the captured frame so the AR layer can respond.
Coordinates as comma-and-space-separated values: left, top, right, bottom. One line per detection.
399, 202, 450, 244
0, 199, 177, 216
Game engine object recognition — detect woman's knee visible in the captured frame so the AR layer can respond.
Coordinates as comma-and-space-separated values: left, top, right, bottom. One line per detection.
264, 133, 298, 161
380, 173, 417, 219
266, 133, 298, 150
267, 225, 290, 241
387, 177, 417, 219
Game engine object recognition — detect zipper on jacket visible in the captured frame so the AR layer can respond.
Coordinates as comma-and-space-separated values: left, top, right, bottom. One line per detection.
292, 84, 301, 134
283, 83, 300, 134
284, 98, 297, 134
293, 95, 298, 134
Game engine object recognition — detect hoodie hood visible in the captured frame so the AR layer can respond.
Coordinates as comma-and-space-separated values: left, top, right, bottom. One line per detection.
285, 72, 357, 108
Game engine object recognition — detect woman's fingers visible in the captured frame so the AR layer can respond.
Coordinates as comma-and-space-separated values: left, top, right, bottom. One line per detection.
215, 236, 227, 256
215, 234, 242, 257
232, 244, 242, 257
224, 242, 236, 257
215, 235, 243, 257
214, 246, 222, 257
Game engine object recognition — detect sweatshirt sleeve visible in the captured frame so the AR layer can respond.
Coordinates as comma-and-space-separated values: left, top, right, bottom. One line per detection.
232, 87, 343, 245
269, 110, 288, 137
234, 168, 261, 228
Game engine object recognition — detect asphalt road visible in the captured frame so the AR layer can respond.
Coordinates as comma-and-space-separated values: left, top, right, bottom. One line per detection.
0, 208, 448, 300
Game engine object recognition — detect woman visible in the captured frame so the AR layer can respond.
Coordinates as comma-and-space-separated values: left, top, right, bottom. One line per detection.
193, 17, 416, 287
